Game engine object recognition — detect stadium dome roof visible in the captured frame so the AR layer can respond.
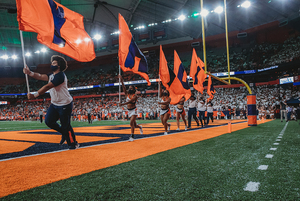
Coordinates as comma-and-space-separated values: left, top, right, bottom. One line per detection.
0, 0, 299, 58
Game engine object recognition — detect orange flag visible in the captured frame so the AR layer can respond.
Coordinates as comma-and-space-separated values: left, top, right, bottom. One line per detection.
190, 48, 207, 94
16, 0, 95, 62
118, 14, 151, 86
174, 50, 191, 101
207, 75, 216, 101
159, 46, 189, 104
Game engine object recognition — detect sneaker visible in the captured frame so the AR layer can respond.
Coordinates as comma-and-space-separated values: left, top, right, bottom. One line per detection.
69, 143, 79, 150
185, 126, 187, 131
128, 137, 134, 142
168, 125, 170, 131
176, 128, 180, 131
59, 137, 66, 145
139, 125, 143, 134
164, 132, 168, 135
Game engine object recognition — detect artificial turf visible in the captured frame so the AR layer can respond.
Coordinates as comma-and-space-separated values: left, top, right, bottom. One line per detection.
1, 120, 299, 200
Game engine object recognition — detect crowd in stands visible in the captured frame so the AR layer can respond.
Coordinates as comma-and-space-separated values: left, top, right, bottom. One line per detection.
1, 35, 300, 94
1, 85, 299, 122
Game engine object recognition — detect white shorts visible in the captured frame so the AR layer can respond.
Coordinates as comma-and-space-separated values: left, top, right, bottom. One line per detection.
128, 107, 138, 118
160, 108, 170, 116
175, 106, 183, 113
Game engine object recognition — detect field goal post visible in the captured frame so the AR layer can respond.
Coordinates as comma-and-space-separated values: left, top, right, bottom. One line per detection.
200, 0, 256, 126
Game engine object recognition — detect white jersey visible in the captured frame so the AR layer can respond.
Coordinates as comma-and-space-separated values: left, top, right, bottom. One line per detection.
48, 72, 73, 106
197, 101, 206, 111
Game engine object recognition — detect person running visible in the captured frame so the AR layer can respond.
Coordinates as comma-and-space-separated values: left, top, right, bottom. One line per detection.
24, 55, 79, 150
118, 75, 143, 142
175, 96, 187, 131
158, 82, 171, 135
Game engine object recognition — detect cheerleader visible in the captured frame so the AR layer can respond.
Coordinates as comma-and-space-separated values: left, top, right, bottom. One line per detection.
118, 75, 143, 142
158, 82, 171, 135
175, 96, 187, 131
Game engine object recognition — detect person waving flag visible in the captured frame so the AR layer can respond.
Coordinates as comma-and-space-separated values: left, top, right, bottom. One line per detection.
16, 0, 95, 62
190, 48, 207, 94
118, 14, 151, 86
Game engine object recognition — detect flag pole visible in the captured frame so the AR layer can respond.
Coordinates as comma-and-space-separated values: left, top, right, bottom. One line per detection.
224, 0, 231, 84
158, 75, 160, 101
19, 30, 30, 94
119, 65, 121, 104
200, 0, 207, 73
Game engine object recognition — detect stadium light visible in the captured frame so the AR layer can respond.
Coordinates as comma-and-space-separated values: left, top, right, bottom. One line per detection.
214, 6, 223, 14
200, 9, 209, 17
25, 52, 31, 57
1, 55, 9, 60
111, 31, 120, 35
41, 48, 47, 53
11, 55, 17, 60
93, 34, 102, 40
84, 37, 91, 42
191, 12, 200, 17
241, 1, 251, 8
35, 50, 40, 54
178, 15, 186, 21
59, 43, 64, 48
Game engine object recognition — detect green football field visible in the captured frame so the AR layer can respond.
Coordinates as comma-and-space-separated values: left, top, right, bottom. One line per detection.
1, 119, 300, 200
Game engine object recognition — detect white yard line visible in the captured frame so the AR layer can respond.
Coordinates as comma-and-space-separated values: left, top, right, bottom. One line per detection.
244, 182, 260, 192
244, 122, 288, 193
257, 165, 268, 170
265, 154, 274, 158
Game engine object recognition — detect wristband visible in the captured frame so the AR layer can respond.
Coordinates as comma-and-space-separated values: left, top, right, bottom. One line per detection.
29, 71, 34, 76
34, 92, 39, 98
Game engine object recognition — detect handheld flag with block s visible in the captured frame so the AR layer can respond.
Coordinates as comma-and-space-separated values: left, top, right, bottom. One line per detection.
190, 48, 207, 94
159, 46, 189, 104
207, 75, 216, 101
16, 0, 95, 62
173, 50, 191, 101
118, 14, 151, 86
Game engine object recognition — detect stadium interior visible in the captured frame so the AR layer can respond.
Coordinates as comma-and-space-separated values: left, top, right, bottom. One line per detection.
0, 0, 300, 120
1, 1, 300, 200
